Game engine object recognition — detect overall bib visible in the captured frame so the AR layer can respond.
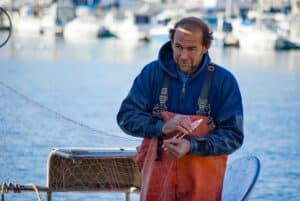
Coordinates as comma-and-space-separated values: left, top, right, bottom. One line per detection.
134, 64, 228, 201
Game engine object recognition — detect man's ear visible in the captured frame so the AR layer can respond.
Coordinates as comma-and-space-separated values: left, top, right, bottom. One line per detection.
203, 45, 209, 53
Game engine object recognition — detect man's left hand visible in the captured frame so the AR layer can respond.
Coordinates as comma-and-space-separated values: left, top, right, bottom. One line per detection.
163, 138, 191, 159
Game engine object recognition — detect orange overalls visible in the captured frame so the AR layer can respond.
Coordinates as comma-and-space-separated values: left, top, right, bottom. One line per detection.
135, 111, 227, 201
134, 64, 227, 201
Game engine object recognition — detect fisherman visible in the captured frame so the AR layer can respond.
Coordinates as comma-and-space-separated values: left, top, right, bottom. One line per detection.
117, 17, 244, 201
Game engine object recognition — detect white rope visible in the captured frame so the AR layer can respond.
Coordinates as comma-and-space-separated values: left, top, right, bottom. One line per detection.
1, 183, 5, 201
0, 80, 139, 142
29, 183, 42, 201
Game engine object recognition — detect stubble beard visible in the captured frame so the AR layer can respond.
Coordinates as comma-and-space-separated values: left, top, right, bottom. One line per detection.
178, 62, 198, 75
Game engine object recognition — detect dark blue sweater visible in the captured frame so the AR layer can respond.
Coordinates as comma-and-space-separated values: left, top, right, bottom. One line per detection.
117, 42, 244, 156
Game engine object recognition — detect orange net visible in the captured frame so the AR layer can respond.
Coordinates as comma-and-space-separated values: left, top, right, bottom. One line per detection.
134, 111, 227, 201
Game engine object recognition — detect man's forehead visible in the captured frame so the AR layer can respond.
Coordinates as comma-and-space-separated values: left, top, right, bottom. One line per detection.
173, 26, 203, 44
177, 26, 193, 35
175, 26, 202, 37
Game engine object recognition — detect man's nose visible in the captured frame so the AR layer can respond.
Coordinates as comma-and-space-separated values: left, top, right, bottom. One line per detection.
179, 49, 189, 59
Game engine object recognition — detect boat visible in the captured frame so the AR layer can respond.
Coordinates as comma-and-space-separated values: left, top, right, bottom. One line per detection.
103, 9, 151, 42
213, 13, 240, 47
40, 3, 63, 36
275, 14, 300, 50
63, 6, 113, 43
275, 37, 300, 50
149, 8, 183, 42
0, 147, 261, 201
231, 18, 279, 50
13, 5, 42, 36
237, 5, 300, 50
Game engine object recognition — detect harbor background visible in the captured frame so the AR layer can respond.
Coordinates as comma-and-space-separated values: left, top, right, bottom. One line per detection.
1, 0, 300, 200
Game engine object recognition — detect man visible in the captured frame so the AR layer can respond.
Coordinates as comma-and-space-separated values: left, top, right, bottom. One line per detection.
117, 17, 243, 201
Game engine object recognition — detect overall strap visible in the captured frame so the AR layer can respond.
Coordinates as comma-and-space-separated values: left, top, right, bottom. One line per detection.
152, 72, 169, 118
152, 71, 169, 161
196, 63, 215, 117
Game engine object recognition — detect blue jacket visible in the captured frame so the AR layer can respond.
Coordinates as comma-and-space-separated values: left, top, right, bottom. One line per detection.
117, 42, 243, 156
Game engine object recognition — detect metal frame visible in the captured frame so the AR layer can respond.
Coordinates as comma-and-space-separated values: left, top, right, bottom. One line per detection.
0, 6, 12, 48
221, 155, 261, 201
45, 147, 141, 201
1, 149, 260, 201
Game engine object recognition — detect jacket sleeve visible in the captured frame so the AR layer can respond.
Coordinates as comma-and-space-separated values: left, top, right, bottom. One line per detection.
189, 74, 244, 156
117, 63, 164, 138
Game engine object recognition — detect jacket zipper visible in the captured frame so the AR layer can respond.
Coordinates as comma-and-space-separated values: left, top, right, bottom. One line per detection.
179, 83, 186, 112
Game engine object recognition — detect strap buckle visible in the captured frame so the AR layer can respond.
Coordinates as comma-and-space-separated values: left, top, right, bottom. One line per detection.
196, 99, 211, 116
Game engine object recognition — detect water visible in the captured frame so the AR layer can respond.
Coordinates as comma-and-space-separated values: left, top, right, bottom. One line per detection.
1, 35, 300, 201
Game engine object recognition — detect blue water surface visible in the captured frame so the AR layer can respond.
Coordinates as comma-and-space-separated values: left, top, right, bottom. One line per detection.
0, 35, 300, 201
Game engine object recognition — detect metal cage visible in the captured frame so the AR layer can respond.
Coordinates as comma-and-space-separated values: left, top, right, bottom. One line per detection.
46, 147, 141, 201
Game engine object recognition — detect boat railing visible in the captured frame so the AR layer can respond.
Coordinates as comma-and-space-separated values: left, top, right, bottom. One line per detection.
0, 148, 260, 201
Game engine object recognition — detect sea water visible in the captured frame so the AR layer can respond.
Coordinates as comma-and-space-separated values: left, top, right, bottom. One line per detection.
0, 35, 300, 201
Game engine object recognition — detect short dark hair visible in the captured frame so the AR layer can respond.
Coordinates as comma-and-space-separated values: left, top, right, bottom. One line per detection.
169, 17, 213, 48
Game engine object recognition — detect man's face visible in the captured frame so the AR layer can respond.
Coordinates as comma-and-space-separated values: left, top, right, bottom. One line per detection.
172, 27, 208, 75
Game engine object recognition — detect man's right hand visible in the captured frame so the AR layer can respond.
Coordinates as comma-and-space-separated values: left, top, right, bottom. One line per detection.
162, 115, 193, 135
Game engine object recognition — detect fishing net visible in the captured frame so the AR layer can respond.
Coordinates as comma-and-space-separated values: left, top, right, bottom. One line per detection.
47, 148, 140, 192
135, 111, 227, 201
0, 81, 141, 201
0, 80, 228, 201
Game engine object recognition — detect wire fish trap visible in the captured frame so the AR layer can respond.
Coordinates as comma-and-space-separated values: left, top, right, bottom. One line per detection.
1, 147, 141, 201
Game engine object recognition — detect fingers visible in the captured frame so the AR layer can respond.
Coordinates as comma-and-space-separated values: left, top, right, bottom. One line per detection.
162, 115, 192, 135
164, 140, 180, 158
164, 137, 181, 145
178, 118, 193, 133
176, 124, 190, 135
162, 137, 179, 151
163, 138, 191, 159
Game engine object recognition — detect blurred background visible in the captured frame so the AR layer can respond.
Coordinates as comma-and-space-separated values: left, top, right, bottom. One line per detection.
0, 0, 300, 200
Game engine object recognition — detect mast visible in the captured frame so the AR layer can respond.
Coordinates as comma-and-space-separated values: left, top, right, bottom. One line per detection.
225, 0, 232, 19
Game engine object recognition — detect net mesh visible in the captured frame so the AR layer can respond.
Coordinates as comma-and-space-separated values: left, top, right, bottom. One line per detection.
47, 152, 140, 192
0, 81, 141, 200
135, 111, 227, 201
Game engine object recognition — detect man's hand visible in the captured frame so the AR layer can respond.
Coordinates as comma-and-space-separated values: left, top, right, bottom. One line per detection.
163, 138, 191, 158
162, 115, 193, 135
